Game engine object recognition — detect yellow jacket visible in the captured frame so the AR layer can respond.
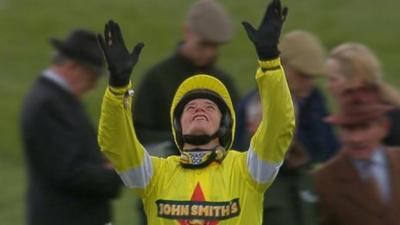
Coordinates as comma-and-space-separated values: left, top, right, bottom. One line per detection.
98, 58, 295, 225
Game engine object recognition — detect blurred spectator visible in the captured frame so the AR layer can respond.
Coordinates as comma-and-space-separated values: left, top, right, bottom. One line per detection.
326, 43, 400, 146
313, 102, 400, 225
235, 30, 339, 163
133, 0, 239, 150
263, 140, 318, 225
20, 29, 122, 225
234, 90, 262, 150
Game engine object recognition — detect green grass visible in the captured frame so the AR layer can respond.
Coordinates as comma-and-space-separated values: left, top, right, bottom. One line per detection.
1, 0, 399, 224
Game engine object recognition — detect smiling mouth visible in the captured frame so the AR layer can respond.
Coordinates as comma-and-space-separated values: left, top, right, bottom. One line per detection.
192, 115, 208, 121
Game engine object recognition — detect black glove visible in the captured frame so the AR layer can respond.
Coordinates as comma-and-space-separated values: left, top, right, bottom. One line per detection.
242, 0, 288, 60
97, 20, 144, 87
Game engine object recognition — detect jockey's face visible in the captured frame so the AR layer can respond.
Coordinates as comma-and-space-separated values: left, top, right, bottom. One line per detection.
180, 98, 222, 136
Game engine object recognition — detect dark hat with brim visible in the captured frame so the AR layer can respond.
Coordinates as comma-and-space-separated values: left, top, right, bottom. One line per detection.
324, 104, 393, 126
50, 29, 105, 75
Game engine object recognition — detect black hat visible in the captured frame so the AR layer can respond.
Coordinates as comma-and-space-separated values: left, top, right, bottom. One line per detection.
50, 29, 105, 75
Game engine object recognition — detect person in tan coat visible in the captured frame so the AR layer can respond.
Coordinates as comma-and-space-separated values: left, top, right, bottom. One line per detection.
313, 102, 400, 225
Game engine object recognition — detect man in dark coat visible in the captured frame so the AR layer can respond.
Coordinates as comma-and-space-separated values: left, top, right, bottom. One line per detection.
20, 29, 122, 225
133, 0, 239, 149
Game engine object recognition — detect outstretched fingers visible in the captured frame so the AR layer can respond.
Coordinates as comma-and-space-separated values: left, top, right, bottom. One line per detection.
97, 34, 106, 51
282, 7, 288, 21
274, 0, 282, 14
110, 20, 124, 45
97, 34, 111, 64
242, 21, 257, 37
104, 21, 113, 46
262, 0, 276, 24
131, 42, 145, 60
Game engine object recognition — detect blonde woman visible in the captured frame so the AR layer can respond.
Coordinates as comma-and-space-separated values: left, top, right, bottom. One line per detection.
326, 42, 400, 106
325, 42, 400, 146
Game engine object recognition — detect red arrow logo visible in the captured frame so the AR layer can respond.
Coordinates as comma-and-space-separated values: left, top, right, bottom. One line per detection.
178, 183, 219, 225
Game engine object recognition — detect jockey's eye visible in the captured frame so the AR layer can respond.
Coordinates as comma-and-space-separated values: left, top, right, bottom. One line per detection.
206, 105, 216, 111
185, 106, 195, 112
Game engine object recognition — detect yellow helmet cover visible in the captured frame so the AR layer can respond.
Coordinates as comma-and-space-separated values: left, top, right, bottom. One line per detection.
170, 74, 236, 151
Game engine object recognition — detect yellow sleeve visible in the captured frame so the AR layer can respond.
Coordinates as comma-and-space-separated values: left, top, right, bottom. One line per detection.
245, 58, 295, 192
98, 82, 157, 196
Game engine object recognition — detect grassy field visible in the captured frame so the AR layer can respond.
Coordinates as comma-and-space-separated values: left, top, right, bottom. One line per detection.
1, 0, 399, 224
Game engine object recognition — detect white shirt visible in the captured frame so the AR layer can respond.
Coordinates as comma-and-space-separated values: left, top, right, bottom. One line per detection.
352, 146, 391, 203
42, 69, 72, 93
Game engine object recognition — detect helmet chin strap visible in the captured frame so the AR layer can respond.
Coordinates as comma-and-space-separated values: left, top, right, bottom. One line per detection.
182, 131, 219, 146
180, 145, 227, 169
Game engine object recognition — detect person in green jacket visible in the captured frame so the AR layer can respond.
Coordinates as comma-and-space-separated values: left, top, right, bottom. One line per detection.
263, 141, 318, 225
133, 0, 239, 149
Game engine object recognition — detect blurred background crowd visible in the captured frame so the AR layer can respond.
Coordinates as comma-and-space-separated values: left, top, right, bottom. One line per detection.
1, 0, 400, 224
